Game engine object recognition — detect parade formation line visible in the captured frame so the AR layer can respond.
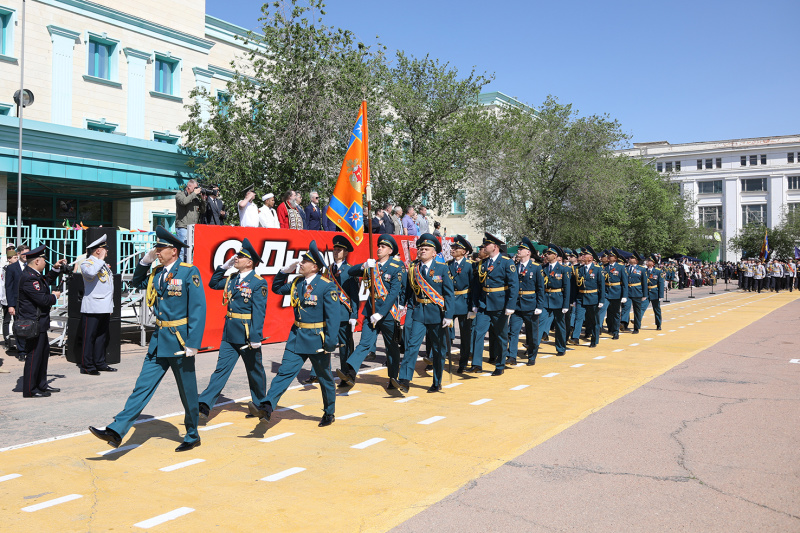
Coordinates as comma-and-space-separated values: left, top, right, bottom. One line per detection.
0, 290, 796, 532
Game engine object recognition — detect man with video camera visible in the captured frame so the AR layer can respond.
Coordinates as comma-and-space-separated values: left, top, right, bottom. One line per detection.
175, 179, 206, 260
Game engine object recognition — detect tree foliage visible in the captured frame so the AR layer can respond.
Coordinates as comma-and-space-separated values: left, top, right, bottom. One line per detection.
728, 211, 800, 260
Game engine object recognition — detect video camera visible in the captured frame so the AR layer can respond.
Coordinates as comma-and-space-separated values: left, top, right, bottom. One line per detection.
199, 184, 218, 196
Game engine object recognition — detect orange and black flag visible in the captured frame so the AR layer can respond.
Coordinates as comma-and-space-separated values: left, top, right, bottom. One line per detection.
759, 229, 770, 261
326, 101, 370, 244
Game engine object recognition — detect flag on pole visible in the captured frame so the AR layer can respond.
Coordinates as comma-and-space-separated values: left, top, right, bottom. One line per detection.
326, 102, 369, 244
794, 246, 800, 259
759, 229, 770, 261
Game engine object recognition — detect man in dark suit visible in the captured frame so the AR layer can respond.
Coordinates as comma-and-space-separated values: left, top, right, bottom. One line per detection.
381, 203, 395, 235
204, 186, 226, 225
6, 245, 29, 358
304, 191, 323, 230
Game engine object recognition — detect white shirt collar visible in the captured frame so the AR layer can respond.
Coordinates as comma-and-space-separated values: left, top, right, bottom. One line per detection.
490, 251, 501, 261
238, 269, 253, 280
422, 258, 434, 269
520, 260, 529, 269
304, 273, 317, 283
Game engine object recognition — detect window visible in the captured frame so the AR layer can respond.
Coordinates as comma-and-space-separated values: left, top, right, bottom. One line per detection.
698, 180, 723, 194
151, 211, 176, 232
0, 102, 11, 116
789, 153, 795, 164
153, 131, 179, 144
705, 159, 712, 169
84, 32, 120, 84
656, 162, 663, 172
154, 54, 180, 96
789, 203, 800, 223
699, 205, 723, 230
88, 39, 111, 79
760, 154, 767, 165
788, 176, 800, 190
217, 91, 230, 117
86, 118, 117, 133
740, 156, 747, 166
665, 162, 672, 172
749, 155, 757, 166
452, 190, 466, 215
0, 6, 14, 58
742, 204, 766, 225
675, 161, 681, 171
741, 178, 767, 192
697, 159, 703, 170
716, 158, 722, 169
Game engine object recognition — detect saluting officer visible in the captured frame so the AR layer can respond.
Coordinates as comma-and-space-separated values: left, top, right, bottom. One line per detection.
469, 233, 518, 376
538, 245, 572, 356
507, 237, 544, 366
337, 234, 405, 389
449, 235, 475, 373
249, 241, 338, 427
79, 235, 117, 375
199, 238, 269, 420
605, 248, 629, 340
623, 251, 648, 334
90, 226, 206, 452
395, 233, 454, 393
644, 254, 665, 330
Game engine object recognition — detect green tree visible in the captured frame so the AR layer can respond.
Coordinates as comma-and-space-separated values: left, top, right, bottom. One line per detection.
727, 222, 795, 260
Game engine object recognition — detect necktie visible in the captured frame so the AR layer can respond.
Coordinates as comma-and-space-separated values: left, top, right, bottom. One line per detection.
421, 264, 428, 277
160, 268, 168, 290
487, 258, 494, 270
298, 279, 307, 298
331, 264, 338, 277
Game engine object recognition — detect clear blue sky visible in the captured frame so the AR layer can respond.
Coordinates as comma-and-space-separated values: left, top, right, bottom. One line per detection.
206, 0, 798, 146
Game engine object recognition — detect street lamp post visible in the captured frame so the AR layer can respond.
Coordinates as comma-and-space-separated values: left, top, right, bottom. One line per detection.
13, 0, 29, 248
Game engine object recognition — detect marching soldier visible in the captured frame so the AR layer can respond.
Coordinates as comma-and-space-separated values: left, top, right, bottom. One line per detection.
468, 233, 518, 375
395, 233, 454, 393
744, 260, 755, 291
754, 261, 766, 293
605, 248, 629, 340
249, 241, 338, 426
572, 246, 605, 347
623, 251, 648, 334
337, 234, 405, 389
79, 235, 117, 374
449, 235, 475, 373
507, 237, 544, 366
644, 254, 665, 330
596, 250, 610, 332
90, 226, 206, 452
539, 244, 572, 356
198, 238, 269, 420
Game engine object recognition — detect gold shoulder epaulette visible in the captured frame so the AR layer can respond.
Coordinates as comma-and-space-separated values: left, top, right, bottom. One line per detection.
180, 262, 193, 267
254, 274, 264, 280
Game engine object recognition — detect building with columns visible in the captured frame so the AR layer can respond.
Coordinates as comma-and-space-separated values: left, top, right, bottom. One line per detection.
0, 0, 253, 233
617, 135, 800, 261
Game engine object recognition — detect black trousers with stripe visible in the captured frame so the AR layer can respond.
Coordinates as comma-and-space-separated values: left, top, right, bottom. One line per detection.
81, 313, 110, 371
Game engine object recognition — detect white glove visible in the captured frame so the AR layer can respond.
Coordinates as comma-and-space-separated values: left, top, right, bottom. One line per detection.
467, 311, 477, 320
281, 260, 300, 274
598, 302, 604, 308
348, 318, 357, 328
222, 256, 236, 270
534, 308, 542, 315
370, 313, 382, 325
505, 309, 514, 316
141, 248, 158, 265
366, 258, 376, 268
561, 308, 568, 314
621, 297, 627, 303
471, 307, 478, 313
442, 318, 453, 327
185, 347, 198, 357
249, 342, 262, 349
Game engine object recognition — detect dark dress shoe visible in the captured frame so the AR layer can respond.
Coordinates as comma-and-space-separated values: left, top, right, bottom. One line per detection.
43, 385, 60, 392
335, 368, 355, 387
393, 378, 410, 394
556, 352, 565, 356
656, 326, 662, 330
303, 376, 320, 385
98, 367, 118, 372
506, 358, 517, 366
456, 366, 466, 374
386, 380, 396, 390
318, 413, 335, 427
632, 329, 639, 334
199, 403, 210, 420
23, 391, 51, 398
542, 333, 549, 342
612, 333, 619, 340
491, 368, 504, 376
526, 359, 536, 366
175, 439, 201, 452
427, 384, 442, 393
424, 364, 433, 371
81, 369, 101, 375
589, 342, 597, 348
365, 351, 377, 361
248, 401, 273, 421
568, 339, 580, 346
89, 426, 121, 448
468, 366, 483, 373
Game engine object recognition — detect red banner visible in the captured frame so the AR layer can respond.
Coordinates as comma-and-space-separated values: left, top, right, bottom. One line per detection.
192, 225, 439, 350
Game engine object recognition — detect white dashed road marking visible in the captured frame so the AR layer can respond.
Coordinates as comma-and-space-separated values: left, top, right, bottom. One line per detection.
261, 467, 306, 482
418, 416, 445, 425
351, 438, 385, 449
0, 473, 21, 482
160, 459, 205, 472
543, 373, 559, 378
593, 356, 605, 359
570, 364, 585, 368
22, 494, 83, 512
199, 423, 232, 432
134, 507, 195, 529
260, 432, 294, 443
510, 385, 529, 390
470, 399, 493, 405
338, 412, 364, 420
97, 444, 141, 455
395, 396, 418, 403
276, 404, 304, 412
790, 359, 800, 364
613, 349, 624, 352
443, 383, 462, 389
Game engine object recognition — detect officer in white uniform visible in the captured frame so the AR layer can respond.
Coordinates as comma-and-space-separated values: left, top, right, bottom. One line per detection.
80, 235, 116, 374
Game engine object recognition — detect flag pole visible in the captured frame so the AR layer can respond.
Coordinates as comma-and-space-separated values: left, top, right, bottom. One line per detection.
363, 100, 376, 313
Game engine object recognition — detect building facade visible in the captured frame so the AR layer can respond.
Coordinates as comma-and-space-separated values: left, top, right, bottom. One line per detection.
0, 0, 254, 236
618, 135, 800, 261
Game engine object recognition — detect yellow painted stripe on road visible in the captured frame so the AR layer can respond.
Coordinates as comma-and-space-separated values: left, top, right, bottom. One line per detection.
0, 291, 795, 532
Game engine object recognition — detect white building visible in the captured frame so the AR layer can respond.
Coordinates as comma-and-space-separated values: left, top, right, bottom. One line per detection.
617, 135, 800, 261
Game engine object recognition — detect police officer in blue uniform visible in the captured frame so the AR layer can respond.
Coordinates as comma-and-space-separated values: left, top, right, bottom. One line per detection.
395, 233, 454, 393
622, 251, 648, 334
539, 244, 572, 356
507, 237, 544, 366
198, 238, 269, 420
17, 246, 66, 397
89, 226, 207, 452
249, 241, 338, 427
572, 246, 605, 347
79, 235, 117, 375
644, 254, 665, 330
305, 235, 360, 384
449, 235, 475, 373
469, 233, 518, 376
337, 234, 405, 389
605, 248, 629, 340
